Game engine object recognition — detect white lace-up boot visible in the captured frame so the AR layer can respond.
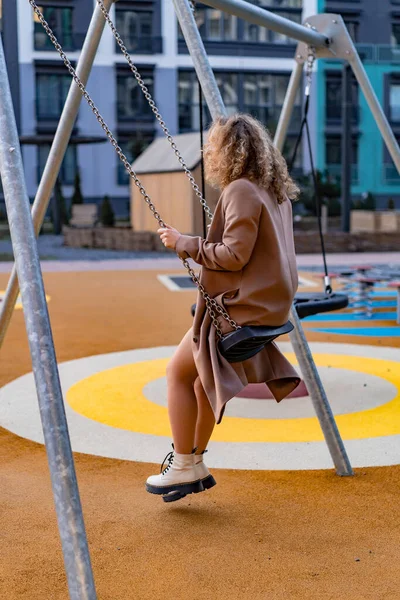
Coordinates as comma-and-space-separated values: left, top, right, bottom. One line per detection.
195, 450, 217, 490
146, 446, 203, 502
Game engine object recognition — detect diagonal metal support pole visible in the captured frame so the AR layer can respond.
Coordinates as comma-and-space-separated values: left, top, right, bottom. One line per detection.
0, 36, 97, 599
0, 0, 114, 349
175, 0, 353, 476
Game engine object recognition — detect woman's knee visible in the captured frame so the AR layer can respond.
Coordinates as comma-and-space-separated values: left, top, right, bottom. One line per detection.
166, 356, 196, 385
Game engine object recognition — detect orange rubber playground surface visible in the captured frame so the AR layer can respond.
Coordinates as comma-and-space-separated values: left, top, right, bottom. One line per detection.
1, 255, 400, 599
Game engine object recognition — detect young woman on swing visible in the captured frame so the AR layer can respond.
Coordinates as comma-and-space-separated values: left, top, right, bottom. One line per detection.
146, 113, 301, 502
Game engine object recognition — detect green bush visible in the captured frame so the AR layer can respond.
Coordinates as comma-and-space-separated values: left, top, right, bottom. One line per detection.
100, 195, 115, 227
71, 171, 83, 205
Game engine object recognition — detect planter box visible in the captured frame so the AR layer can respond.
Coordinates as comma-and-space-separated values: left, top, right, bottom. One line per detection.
351, 210, 400, 233
62, 226, 171, 253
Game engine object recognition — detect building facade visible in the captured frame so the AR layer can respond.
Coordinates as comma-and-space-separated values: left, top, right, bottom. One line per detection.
3, 0, 316, 217
318, 0, 400, 207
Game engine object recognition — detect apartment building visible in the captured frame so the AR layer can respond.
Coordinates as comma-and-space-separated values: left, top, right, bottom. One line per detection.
318, 0, 400, 207
2, 0, 316, 215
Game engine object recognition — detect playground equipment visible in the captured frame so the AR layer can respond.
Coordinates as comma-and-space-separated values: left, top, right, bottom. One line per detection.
2, 0, 400, 597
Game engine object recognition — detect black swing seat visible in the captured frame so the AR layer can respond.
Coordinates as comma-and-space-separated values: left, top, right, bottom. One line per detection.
294, 292, 348, 319
219, 321, 294, 363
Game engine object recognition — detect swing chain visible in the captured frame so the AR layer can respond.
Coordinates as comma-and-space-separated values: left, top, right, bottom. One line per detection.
305, 45, 316, 97
95, 0, 214, 223
29, 0, 239, 338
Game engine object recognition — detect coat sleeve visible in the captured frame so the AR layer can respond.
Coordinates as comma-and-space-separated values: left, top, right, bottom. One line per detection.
175, 180, 262, 272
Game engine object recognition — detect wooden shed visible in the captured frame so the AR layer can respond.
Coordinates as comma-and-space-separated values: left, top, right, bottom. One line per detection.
130, 132, 220, 235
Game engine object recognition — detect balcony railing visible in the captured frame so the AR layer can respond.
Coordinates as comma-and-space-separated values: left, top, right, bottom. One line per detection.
326, 45, 400, 64
326, 164, 359, 185
383, 164, 400, 185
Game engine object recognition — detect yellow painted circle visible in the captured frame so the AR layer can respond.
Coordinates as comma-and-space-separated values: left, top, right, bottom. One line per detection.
66, 353, 400, 443
0, 291, 50, 310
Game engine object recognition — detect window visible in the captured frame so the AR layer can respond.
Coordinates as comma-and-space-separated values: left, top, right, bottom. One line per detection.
34, 6, 73, 51
325, 136, 359, 183
180, 8, 237, 41
178, 71, 300, 133
248, 0, 302, 7
389, 81, 400, 122
326, 73, 358, 122
115, 8, 154, 53
38, 145, 77, 185
117, 134, 155, 185
326, 137, 358, 164
116, 70, 154, 120
343, 18, 359, 43
243, 11, 301, 44
36, 72, 71, 120
391, 23, 400, 47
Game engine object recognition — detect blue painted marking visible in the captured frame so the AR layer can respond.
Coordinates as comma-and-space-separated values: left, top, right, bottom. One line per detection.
311, 327, 400, 337
349, 301, 396, 309
304, 312, 396, 322
371, 291, 397, 297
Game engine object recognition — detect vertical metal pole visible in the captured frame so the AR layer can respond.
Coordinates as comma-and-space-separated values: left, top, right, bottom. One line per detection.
349, 51, 400, 174
274, 58, 353, 477
0, 0, 114, 349
274, 60, 303, 152
175, 0, 353, 475
173, 0, 226, 120
0, 38, 97, 600
341, 63, 352, 233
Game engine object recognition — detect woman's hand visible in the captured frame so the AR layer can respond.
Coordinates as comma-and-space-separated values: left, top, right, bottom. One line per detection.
157, 224, 181, 250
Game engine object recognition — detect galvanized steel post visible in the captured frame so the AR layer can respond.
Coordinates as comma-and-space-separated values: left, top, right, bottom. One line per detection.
0, 37, 97, 599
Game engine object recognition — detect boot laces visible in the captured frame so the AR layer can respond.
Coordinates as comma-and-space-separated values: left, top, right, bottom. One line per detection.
160, 450, 174, 475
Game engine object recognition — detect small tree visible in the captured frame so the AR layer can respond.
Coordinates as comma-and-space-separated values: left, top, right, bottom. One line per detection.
363, 192, 376, 211
71, 171, 83, 205
55, 177, 69, 226
100, 195, 115, 227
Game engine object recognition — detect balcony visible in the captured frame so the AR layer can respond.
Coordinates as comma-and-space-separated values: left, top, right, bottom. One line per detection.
326, 164, 359, 185
383, 164, 400, 185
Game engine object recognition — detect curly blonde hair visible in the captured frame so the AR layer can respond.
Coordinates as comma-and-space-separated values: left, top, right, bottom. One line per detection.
203, 113, 299, 204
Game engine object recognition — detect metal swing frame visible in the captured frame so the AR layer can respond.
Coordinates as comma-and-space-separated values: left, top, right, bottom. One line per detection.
1, 0, 400, 597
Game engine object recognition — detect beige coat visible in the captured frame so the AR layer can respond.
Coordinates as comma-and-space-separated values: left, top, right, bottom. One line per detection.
176, 178, 300, 424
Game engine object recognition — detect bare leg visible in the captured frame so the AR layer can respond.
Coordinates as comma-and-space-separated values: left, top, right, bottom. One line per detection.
194, 377, 216, 454
166, 328, 199, 454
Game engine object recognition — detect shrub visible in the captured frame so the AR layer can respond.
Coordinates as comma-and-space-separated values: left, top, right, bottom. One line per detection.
100, 195, 115, 227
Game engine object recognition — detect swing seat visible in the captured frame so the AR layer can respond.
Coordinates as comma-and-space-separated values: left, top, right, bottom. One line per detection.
294, 292, 348, 319
219, 321, 294, 363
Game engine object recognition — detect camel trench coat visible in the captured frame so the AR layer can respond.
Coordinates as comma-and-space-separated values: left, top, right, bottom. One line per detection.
175, 177, 300, 424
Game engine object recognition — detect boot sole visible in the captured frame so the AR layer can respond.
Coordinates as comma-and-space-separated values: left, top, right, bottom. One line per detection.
146, 479, 204, 499
151, 475, 217, 502
202, 474, 217, 490
155, 475, 217, 504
